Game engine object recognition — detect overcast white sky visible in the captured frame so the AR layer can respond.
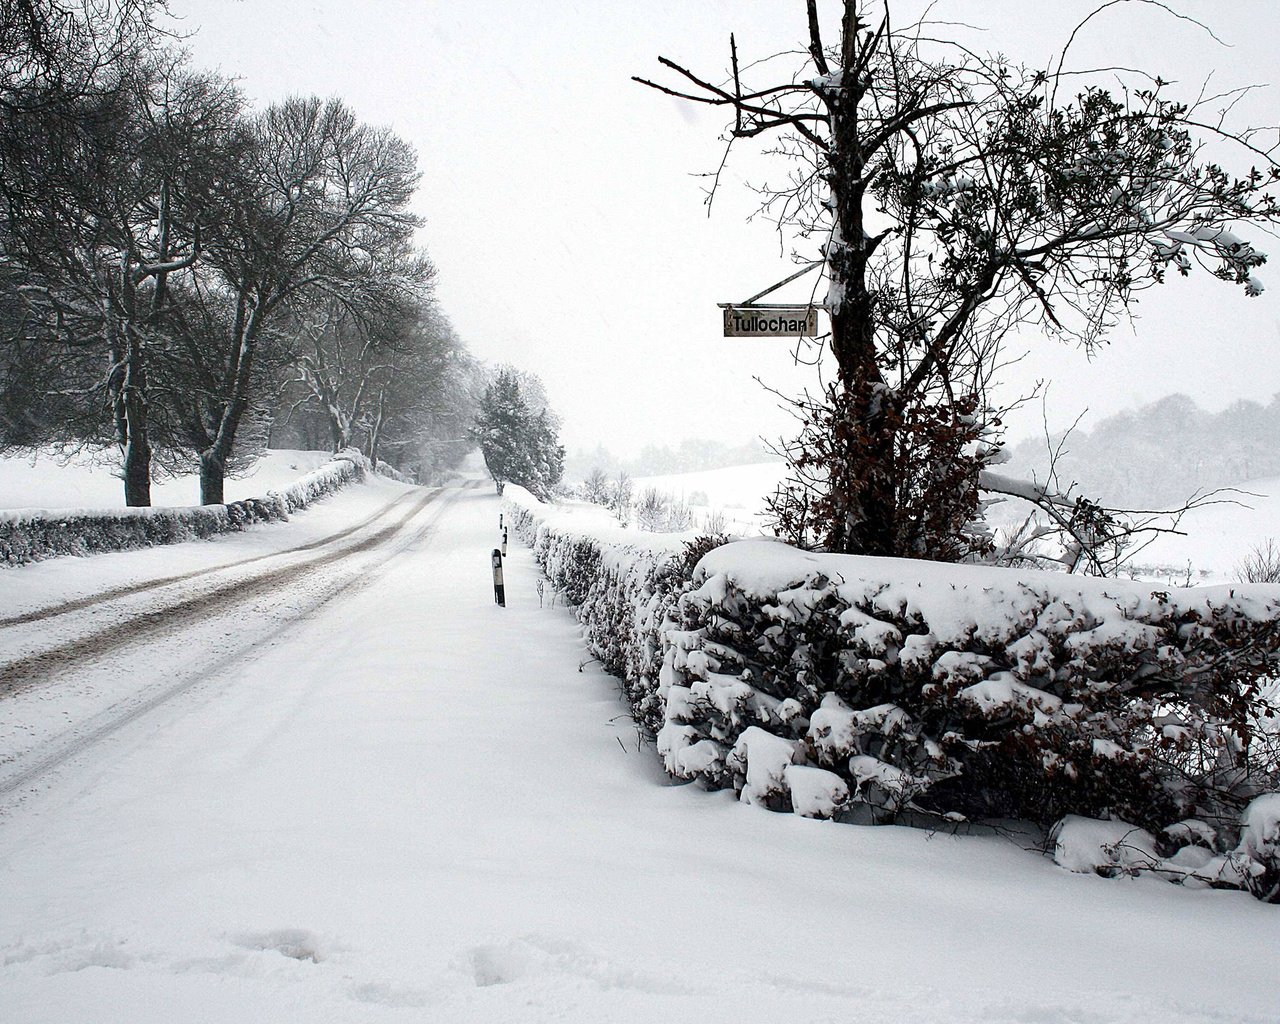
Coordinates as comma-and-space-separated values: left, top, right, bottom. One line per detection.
168, 0, 1280, 455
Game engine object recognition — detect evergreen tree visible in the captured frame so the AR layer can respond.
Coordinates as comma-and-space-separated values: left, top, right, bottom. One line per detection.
471, 369, 564, 498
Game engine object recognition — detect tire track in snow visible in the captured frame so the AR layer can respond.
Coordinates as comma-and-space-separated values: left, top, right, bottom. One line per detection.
0, 487, 426, 630
0, 482, 472, 800
0, 485, 444, 696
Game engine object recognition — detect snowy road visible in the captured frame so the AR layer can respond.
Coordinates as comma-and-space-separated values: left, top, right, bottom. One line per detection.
0, 483, 460, 796
0, 479, 1276, 1023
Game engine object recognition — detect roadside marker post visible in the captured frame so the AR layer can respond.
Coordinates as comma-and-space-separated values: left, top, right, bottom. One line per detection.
502, 527, 508, 557
492, 548, 506, 607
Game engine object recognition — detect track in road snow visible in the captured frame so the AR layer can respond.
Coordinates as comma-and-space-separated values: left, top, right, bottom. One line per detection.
0, 482, 471, 799
0, 486, 442, 694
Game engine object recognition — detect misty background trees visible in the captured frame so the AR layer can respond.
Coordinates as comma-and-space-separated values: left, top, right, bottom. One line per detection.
1002, 392, 1280, 508
0, 0, 545, 504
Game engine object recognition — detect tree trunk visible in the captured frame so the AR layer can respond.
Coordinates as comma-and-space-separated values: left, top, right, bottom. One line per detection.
366, 387, 385, 470
822, 2, 897, 556
199, 301, 259, 505
119, 327, 152, 507
199, 449, 225, 505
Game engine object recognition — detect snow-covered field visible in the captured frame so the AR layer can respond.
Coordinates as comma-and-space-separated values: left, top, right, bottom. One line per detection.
0, 447, 337, 510
633, 461, 786, 534
1131, 475, 1280, 582
634, 462, 1280, 582
1, 456, 1277, 1022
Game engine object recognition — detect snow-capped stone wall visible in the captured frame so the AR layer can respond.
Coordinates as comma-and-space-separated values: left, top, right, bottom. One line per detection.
502, 489, 1280, 902
1, 450, 368, 567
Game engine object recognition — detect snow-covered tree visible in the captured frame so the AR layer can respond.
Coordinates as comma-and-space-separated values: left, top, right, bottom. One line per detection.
638, 0, 1280, 564
0, 54, 244, 505
581, 466, 610, 504
360, 314, 479, 479
170, 96, 423, 504
471, 367, 564, 498
276, 250, 438, 458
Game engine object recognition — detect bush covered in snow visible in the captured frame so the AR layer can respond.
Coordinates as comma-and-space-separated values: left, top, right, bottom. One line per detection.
657, 541, 1280, 894
1, 450, 368, 567
503, 489, 1280, 902
374, 459, 413, 484
1051, 793, 1280, 901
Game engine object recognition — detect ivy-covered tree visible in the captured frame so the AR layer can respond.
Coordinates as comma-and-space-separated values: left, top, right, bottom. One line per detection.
471, 367, 564, 498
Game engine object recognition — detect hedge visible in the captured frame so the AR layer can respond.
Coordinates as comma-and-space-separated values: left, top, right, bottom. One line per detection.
1, 450, 369, 567
504, 486, 1280, 901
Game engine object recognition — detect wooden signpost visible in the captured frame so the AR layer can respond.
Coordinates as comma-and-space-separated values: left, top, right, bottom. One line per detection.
720, 261, 824, 338
721, 305, 819, 337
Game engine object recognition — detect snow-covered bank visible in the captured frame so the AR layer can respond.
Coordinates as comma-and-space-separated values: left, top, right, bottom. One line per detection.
0, 448, 338, 510
2, 482, 1276, 1023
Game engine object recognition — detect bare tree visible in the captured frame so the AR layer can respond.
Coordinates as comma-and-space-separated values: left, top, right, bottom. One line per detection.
582, 466, 610, 504
169, 96, 422, 504
359, 309, 473, 476
279, 247, 435, 455
0, 0, 170, 110
1236, 538, 1280, 584
638, 1, 1280, 563
1, 55, 245, 504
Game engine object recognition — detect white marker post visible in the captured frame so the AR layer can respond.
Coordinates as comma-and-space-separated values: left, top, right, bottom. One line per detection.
502, 527, 508, 557
492, 548, 506, 607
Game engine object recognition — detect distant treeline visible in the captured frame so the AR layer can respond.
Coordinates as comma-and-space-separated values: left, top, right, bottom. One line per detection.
565, 437, 778, 481
1003, 393, 1280, 508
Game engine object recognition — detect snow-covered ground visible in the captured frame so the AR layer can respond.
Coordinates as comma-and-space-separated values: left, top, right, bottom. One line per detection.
633, 461, 786, 534
1131, 475, 1280, 582
0, 447, 336, 510
634, 461, 1280, 583
1, 461, 1276, 1022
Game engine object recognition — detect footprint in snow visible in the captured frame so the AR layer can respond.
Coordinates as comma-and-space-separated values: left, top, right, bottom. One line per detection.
231, 928, 328, 964
466, 942, 530, 987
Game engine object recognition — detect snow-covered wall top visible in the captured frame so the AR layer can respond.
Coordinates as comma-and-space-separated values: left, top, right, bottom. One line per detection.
695, 537, 1280, 628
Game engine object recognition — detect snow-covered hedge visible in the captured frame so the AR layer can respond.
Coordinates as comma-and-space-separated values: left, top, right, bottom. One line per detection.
1051, 797, 1280, 900
504, 486, 1280, 901
1, 450, 368, 567
374, 459, 413, 484
661, 541, 1280, 898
